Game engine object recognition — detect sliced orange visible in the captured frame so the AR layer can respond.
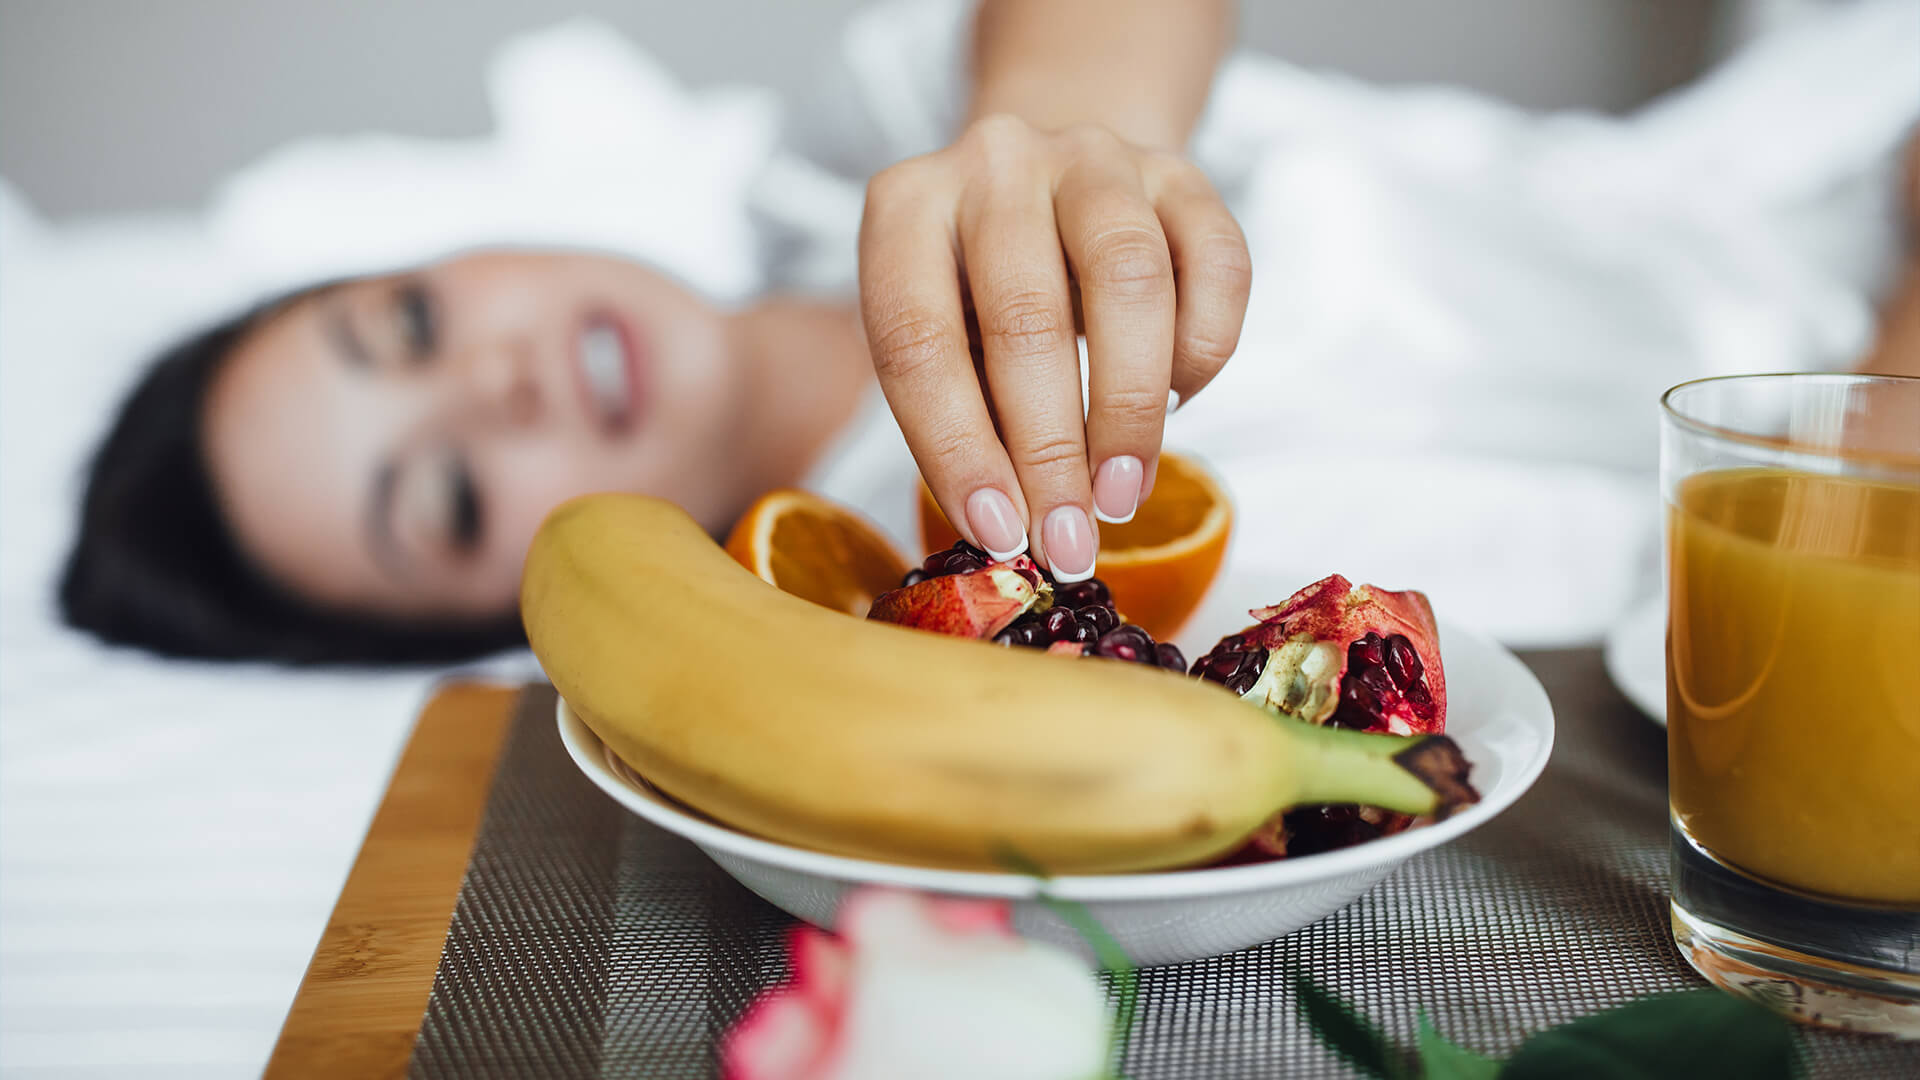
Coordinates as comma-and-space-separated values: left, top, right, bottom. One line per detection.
726, 490, 910, 617
918, 451, 1232, 640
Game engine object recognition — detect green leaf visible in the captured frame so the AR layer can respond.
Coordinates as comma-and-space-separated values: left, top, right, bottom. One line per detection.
1293, 973, 1412, 1080
1414, 1015, 1500, 1080
1502, 990, 1800, 1080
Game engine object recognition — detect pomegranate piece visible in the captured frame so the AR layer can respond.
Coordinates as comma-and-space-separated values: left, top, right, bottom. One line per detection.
866, 548, 1047, 638
870, 541, 1190, 674
1232, 805, 1413, 860
1192, 574, 1446, 736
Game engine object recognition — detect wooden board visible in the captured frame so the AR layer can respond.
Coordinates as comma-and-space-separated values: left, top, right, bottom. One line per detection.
263, 682, 517, 1080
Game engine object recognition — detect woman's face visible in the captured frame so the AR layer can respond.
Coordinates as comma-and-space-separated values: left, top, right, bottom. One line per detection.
203, 250, 745, 621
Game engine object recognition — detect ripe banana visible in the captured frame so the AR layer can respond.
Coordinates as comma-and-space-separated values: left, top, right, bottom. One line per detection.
522, 494, 1476, 874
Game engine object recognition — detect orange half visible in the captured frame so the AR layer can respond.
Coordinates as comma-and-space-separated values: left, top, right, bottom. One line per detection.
725, 490, 910, 617
918, 451, 1232, 639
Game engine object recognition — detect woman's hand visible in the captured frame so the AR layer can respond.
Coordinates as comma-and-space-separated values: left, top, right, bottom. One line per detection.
859, 114, 1250, 581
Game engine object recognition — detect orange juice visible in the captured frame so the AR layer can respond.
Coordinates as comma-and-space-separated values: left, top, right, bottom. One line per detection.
1668, 467, 1920, 905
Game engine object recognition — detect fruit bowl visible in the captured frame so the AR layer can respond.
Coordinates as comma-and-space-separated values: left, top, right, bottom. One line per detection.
555, 598, 1553, 968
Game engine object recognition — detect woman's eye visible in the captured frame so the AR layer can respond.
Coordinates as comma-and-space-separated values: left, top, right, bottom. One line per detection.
397, 283, 437, 360
446, 456, 482, 554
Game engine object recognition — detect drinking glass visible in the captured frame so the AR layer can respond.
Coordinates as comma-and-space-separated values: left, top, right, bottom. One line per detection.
1663, 373, 1920, 1036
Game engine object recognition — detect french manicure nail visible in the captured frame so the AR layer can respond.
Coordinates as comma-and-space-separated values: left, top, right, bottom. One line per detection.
965, 488, 1028, 561
1092, 455, 1143, 525
1042, 505, 1096, 583
1167, 389, 1182, 414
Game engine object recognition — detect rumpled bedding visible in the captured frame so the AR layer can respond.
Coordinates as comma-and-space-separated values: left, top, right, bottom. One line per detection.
2, 1, 1914, 1075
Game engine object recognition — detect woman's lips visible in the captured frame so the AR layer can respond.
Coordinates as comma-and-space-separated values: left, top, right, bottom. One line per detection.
576, 311, 647, 436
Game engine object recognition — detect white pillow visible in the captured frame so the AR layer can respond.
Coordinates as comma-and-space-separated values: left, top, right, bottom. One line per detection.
206, 17, 782, 303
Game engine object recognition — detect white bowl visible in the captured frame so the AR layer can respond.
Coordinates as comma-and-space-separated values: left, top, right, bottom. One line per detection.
556, 614, 1553, 967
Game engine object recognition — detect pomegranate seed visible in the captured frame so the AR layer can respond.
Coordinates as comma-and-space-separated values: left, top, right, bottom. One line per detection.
1056, 579, 1111, 609
1386, 634, 1421, 686
1352, 632, 1386, 668
1343, 679, 1374, 711
991, 627, 1018, 646
1406, 681, 1434, 714
1041, 607, 1076, 641
1095, 626, 1145, 661
1069, 621, 1098, 644
1358, 664, 1394, 697
1155, 643, 1187, 671
901, 568, 929, 588
1079, 605, 1118, 636
945, 552, 985, 575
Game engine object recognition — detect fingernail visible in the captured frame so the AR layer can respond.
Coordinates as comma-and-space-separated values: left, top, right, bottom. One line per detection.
1042, 505, 1096, 583
1167, 389, 1182, 414
965, 487, 1028, 562
1092, 455, 1143, 524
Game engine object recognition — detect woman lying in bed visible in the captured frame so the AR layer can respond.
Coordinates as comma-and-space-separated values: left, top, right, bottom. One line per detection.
60, 1, 1920, 666
59, 0, 1252, 664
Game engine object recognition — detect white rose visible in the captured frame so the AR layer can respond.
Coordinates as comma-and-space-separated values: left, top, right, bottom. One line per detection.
723, 888, 1113, 1080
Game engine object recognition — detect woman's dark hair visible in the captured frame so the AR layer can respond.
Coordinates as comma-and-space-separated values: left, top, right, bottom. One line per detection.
58, 294, 527, 665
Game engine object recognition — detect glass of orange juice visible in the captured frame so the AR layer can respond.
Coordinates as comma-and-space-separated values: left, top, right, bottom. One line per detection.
1663, 373, 1920, 1036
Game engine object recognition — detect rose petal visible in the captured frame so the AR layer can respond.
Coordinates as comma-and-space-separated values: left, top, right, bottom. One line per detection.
829, 937, 1111, 1080
721, 994, 829, 1080
926, 896, 1015, 937
834, 888, 921, 951
789, 927, 852, 1016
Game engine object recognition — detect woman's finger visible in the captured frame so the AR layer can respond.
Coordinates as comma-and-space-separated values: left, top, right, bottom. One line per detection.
1055, 133, 1176, 528
859, 161, 1029, 561
957, 138, 1094, 580
1148, 157, 1251, 411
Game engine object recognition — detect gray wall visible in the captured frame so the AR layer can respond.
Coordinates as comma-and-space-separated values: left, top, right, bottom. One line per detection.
2, 1, 1717, 220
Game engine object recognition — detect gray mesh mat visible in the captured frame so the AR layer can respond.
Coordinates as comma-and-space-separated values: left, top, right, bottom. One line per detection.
409, 651, 1919, 1078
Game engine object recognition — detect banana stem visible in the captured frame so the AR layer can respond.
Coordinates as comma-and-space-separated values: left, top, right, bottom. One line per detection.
1280, 722, 1480, 818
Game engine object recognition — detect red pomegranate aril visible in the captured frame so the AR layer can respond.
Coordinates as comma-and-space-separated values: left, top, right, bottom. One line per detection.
1055, 579, 1111, 609
1069, 620, 1098, 644
946, 552, 986, 575
1041, 607, 1076, 641
900, 568, 929, 588
1225, 655, 1265, 695
1155, 642, 1187, 671
1353, 632, 1386, 668
1385, 634, 1420, 688
919, 540, 991, 578
1095, 632, 1139, 662
1078, 605, 1118, 637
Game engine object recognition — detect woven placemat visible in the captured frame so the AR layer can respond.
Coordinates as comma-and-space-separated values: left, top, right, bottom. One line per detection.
408, 651, 1918, 1078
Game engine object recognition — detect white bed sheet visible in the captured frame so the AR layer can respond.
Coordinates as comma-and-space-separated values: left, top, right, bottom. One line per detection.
0, 199, 486, 1079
